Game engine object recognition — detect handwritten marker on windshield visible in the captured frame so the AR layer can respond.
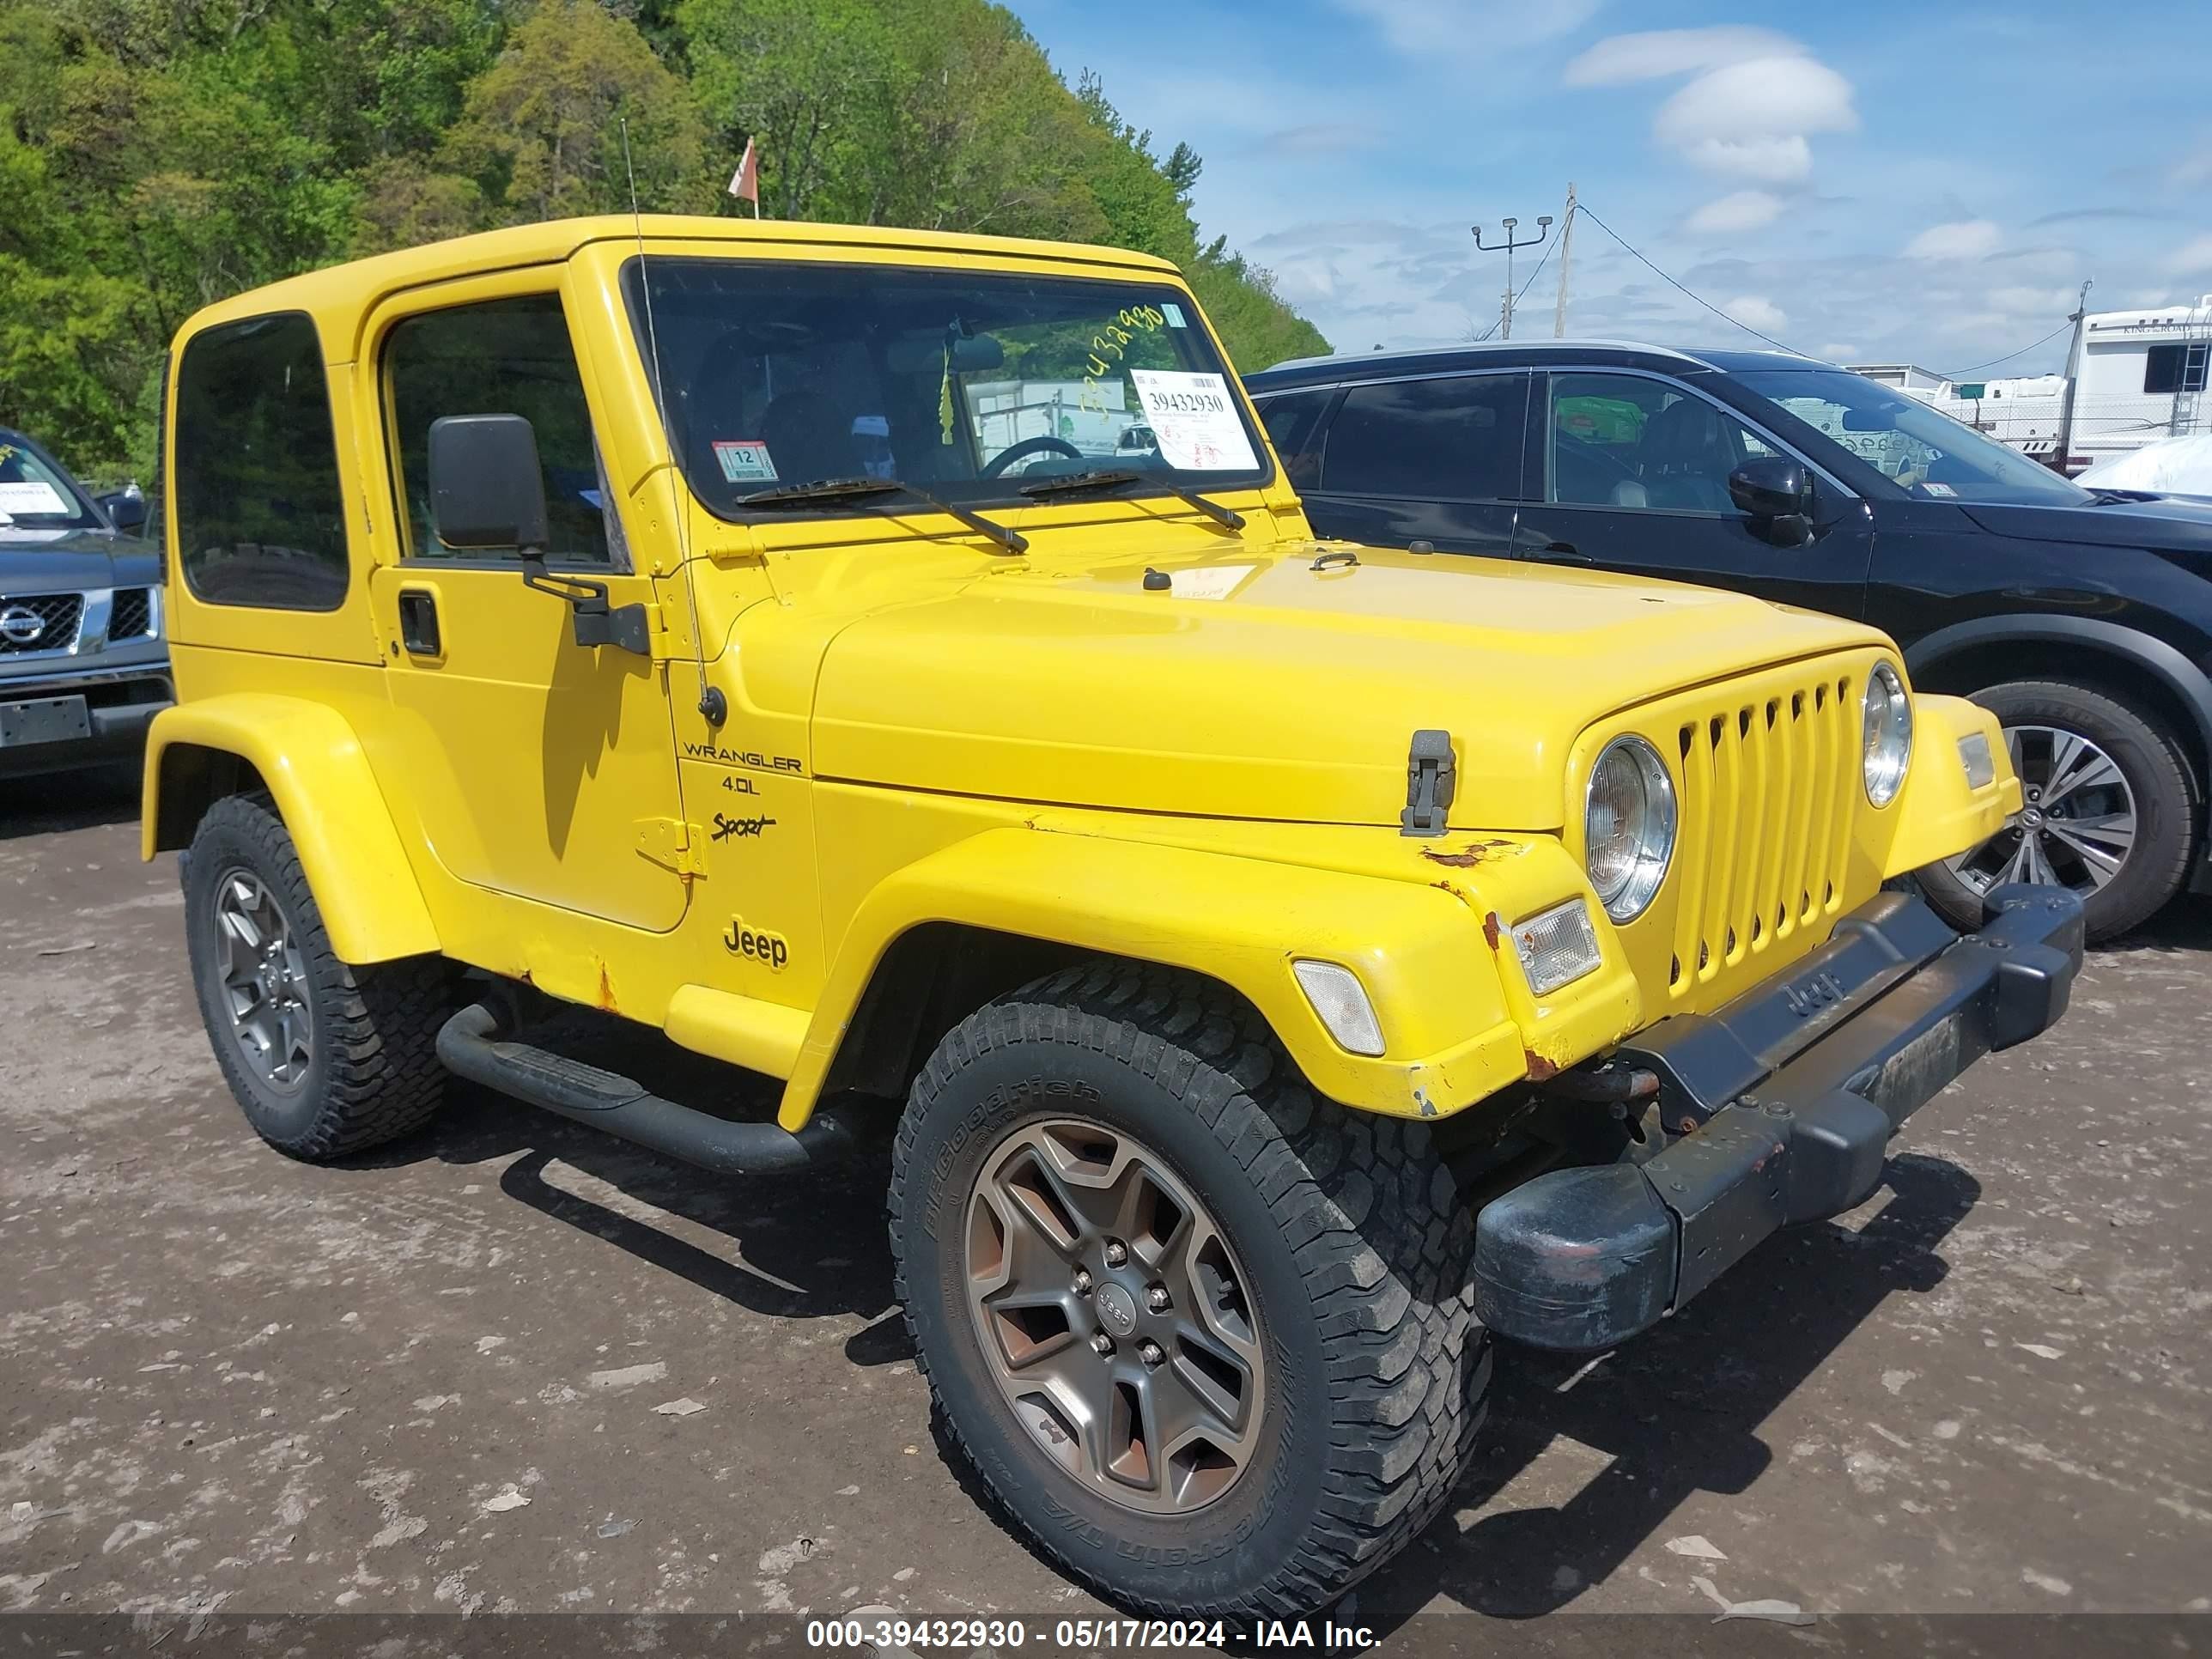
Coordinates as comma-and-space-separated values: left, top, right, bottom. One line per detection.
728, 138, 760, 219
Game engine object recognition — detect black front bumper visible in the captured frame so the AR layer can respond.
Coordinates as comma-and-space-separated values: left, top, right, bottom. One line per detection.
1473, 882, 2083, 1352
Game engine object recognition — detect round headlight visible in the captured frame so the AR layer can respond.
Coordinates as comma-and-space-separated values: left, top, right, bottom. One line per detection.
1862, 661, 1912, 806
1585, 736, 1677, 922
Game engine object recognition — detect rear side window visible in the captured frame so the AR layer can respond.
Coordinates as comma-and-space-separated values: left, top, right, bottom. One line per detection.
1320, 374, 1529, 501
1252, 389, 1334, 490
173, 313, 349, 611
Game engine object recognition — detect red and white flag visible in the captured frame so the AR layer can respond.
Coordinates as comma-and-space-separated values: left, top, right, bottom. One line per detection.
727, 139, 759, 213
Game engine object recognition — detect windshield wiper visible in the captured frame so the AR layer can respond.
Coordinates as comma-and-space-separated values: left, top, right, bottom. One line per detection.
1018, 468, 1244, 531
738, 476, 1027, 554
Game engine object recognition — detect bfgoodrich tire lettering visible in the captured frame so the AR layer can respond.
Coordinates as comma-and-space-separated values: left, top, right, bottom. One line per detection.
888, 961, 1489, 1619
183, 793, 457, 1160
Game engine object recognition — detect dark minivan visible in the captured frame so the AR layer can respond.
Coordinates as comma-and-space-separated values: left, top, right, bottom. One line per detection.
1248, 343, 2212, 940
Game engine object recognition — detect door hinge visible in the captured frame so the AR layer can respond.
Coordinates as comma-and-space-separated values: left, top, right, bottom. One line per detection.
1401, 728, 1457, 837
635, 816, 708, 877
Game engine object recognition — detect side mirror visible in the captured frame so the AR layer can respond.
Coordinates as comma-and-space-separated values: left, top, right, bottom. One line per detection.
427, 414, 550, 550
1729, 456, 1814, 546
100, 487, 149, 536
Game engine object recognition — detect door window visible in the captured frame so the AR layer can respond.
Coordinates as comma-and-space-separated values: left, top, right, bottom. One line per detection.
1319, 374, 1528, 500
1547, 373, 1774, 511
173, 313, 349, 610
384, 295, 616, 565
1252, 389, 1334, 490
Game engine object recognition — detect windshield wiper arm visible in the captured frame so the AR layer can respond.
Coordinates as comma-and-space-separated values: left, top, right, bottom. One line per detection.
739, 475, 1026, 554
1018, 468, 1244, 531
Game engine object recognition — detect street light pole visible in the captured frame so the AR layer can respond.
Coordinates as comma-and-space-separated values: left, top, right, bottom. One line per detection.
1472, 215, 1552, 342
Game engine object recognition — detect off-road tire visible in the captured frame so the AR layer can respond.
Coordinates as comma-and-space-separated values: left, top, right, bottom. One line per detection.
183, 793, 456, 1160
1917, 679, 2194, 943
888, 960, 1489, 1620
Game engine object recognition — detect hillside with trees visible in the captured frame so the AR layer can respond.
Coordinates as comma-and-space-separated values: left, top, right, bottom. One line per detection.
0, 0, 1328, 477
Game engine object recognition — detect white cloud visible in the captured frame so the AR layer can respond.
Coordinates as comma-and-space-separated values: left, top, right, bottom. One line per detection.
1334, 0, 1600, 55
1987, 284, 2075, 316
1564, 30, 1856, 186
1905, 219, 2002, 260
1722, 295, 1788, 333
1817, 343, 1858, 362
1564, 27, 1801, 86
1687, 190, 1785, 234
2162, 233, 2212, 276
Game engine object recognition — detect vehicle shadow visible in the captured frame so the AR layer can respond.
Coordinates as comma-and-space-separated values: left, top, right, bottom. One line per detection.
0, 761, 141, 840
351, 1011, 909, 1352
1354, 1151, 1980, 1628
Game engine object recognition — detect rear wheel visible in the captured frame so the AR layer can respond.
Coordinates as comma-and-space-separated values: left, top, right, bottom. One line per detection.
889, 961, 1488, 1620
183, 793, 457, 1160
1917, 680, 2193, 943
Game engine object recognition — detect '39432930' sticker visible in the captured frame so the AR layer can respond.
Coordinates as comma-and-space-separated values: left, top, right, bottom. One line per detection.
1127, 370, 1257, 474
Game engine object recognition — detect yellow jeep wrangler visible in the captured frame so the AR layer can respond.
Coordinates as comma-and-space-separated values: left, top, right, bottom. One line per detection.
144, 216, 2081, 1620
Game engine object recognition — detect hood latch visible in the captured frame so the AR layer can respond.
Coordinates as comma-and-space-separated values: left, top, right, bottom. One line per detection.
1401, 729, 1457, 837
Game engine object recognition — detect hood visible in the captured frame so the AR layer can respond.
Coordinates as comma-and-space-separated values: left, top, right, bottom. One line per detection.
1962, 496, 2212, 554
811, 544, 1882, 830
0, 527, 164, 590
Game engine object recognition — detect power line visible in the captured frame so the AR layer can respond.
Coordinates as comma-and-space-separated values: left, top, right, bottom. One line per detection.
1573, 203, 1801, 355
1942, 319, 2075, 379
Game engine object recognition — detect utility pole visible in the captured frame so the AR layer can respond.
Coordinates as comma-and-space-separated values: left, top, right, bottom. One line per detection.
2055, 279, 2092, 475
1553, 183, 1577, 338
1472, 214, 1551, 342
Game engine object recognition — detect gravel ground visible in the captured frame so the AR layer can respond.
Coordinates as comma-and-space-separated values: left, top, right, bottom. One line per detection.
3, 767, 2209, 1650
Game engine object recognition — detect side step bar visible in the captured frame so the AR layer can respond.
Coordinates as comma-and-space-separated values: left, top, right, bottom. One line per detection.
434, 1003, 854, 1176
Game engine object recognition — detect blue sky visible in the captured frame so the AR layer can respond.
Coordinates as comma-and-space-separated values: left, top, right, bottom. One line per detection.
1016, 0, 2212, 374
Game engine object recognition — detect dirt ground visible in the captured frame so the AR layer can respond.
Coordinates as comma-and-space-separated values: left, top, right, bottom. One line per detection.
3, 767, 2209, 1650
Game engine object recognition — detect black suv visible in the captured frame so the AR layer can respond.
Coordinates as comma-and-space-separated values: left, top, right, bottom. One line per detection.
1247, 343, 2212, 940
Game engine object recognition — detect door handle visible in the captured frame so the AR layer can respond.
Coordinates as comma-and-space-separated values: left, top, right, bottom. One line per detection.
1541, 540, 1593, 564
398, 589, 442, 657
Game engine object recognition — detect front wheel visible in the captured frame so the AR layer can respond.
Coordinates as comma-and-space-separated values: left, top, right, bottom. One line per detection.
889, 962, 1489, 1620
1917, 680, 2194, 943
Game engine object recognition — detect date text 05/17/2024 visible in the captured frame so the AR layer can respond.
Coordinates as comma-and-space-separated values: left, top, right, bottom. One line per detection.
802, 1617, 1377, 1650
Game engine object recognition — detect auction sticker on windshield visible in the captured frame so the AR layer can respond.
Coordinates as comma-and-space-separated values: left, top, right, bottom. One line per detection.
1129, 370, 1258, 473
0, 481, 70, 517
713, 441, 777, 484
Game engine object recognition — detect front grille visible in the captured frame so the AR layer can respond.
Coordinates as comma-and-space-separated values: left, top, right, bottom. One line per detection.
110, 587, 155, 640
1668, 666, 1860, 998
0, 592, 83, 655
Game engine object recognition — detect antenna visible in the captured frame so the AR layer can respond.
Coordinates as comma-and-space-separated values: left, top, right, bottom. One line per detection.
622, 117, 724, 726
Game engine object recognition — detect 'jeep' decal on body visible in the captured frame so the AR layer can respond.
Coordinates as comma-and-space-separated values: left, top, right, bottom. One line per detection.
721, 918, 790, 970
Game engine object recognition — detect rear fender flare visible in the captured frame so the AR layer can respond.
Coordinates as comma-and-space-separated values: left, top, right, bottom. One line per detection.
143, 695, 439, 965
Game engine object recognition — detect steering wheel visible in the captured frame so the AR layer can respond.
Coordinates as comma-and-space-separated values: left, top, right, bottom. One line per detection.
979, 434, 1085, 478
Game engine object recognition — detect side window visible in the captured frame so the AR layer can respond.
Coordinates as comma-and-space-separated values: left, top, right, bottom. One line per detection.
1319, 374, 1528, 500
385, 295, 611, 565
173, 313, 349, 611
1252, 389, 1333, 490
1547, 373, 1773, 512
2144, 343, 2210, 396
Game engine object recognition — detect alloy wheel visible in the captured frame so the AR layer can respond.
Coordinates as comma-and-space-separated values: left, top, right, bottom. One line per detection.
963, 1119, 1266, 1515
211, 869, 314, 1091
1943, 723, 2138, 898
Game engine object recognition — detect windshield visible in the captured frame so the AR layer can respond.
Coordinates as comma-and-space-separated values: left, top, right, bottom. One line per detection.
1734, 369, 2092, 507
622, 258, 1270, 520
0, 434, 101, 532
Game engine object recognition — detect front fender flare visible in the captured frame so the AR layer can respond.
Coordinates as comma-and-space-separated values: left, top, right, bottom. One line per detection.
776, 827, 1533, 1130
143, 695, 439, 965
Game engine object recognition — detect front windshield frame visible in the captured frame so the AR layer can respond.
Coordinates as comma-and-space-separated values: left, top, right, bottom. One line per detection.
0, 430, 104, 532
1730, 368, 2094, 507
618, 255, 1274, 526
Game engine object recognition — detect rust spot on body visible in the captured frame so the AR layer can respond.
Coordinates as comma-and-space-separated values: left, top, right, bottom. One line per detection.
1523, 1049, 1561, 1082
1482, 911, 1503, 950
596, 963, 617, 1012
1422, 838, 1516, 868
